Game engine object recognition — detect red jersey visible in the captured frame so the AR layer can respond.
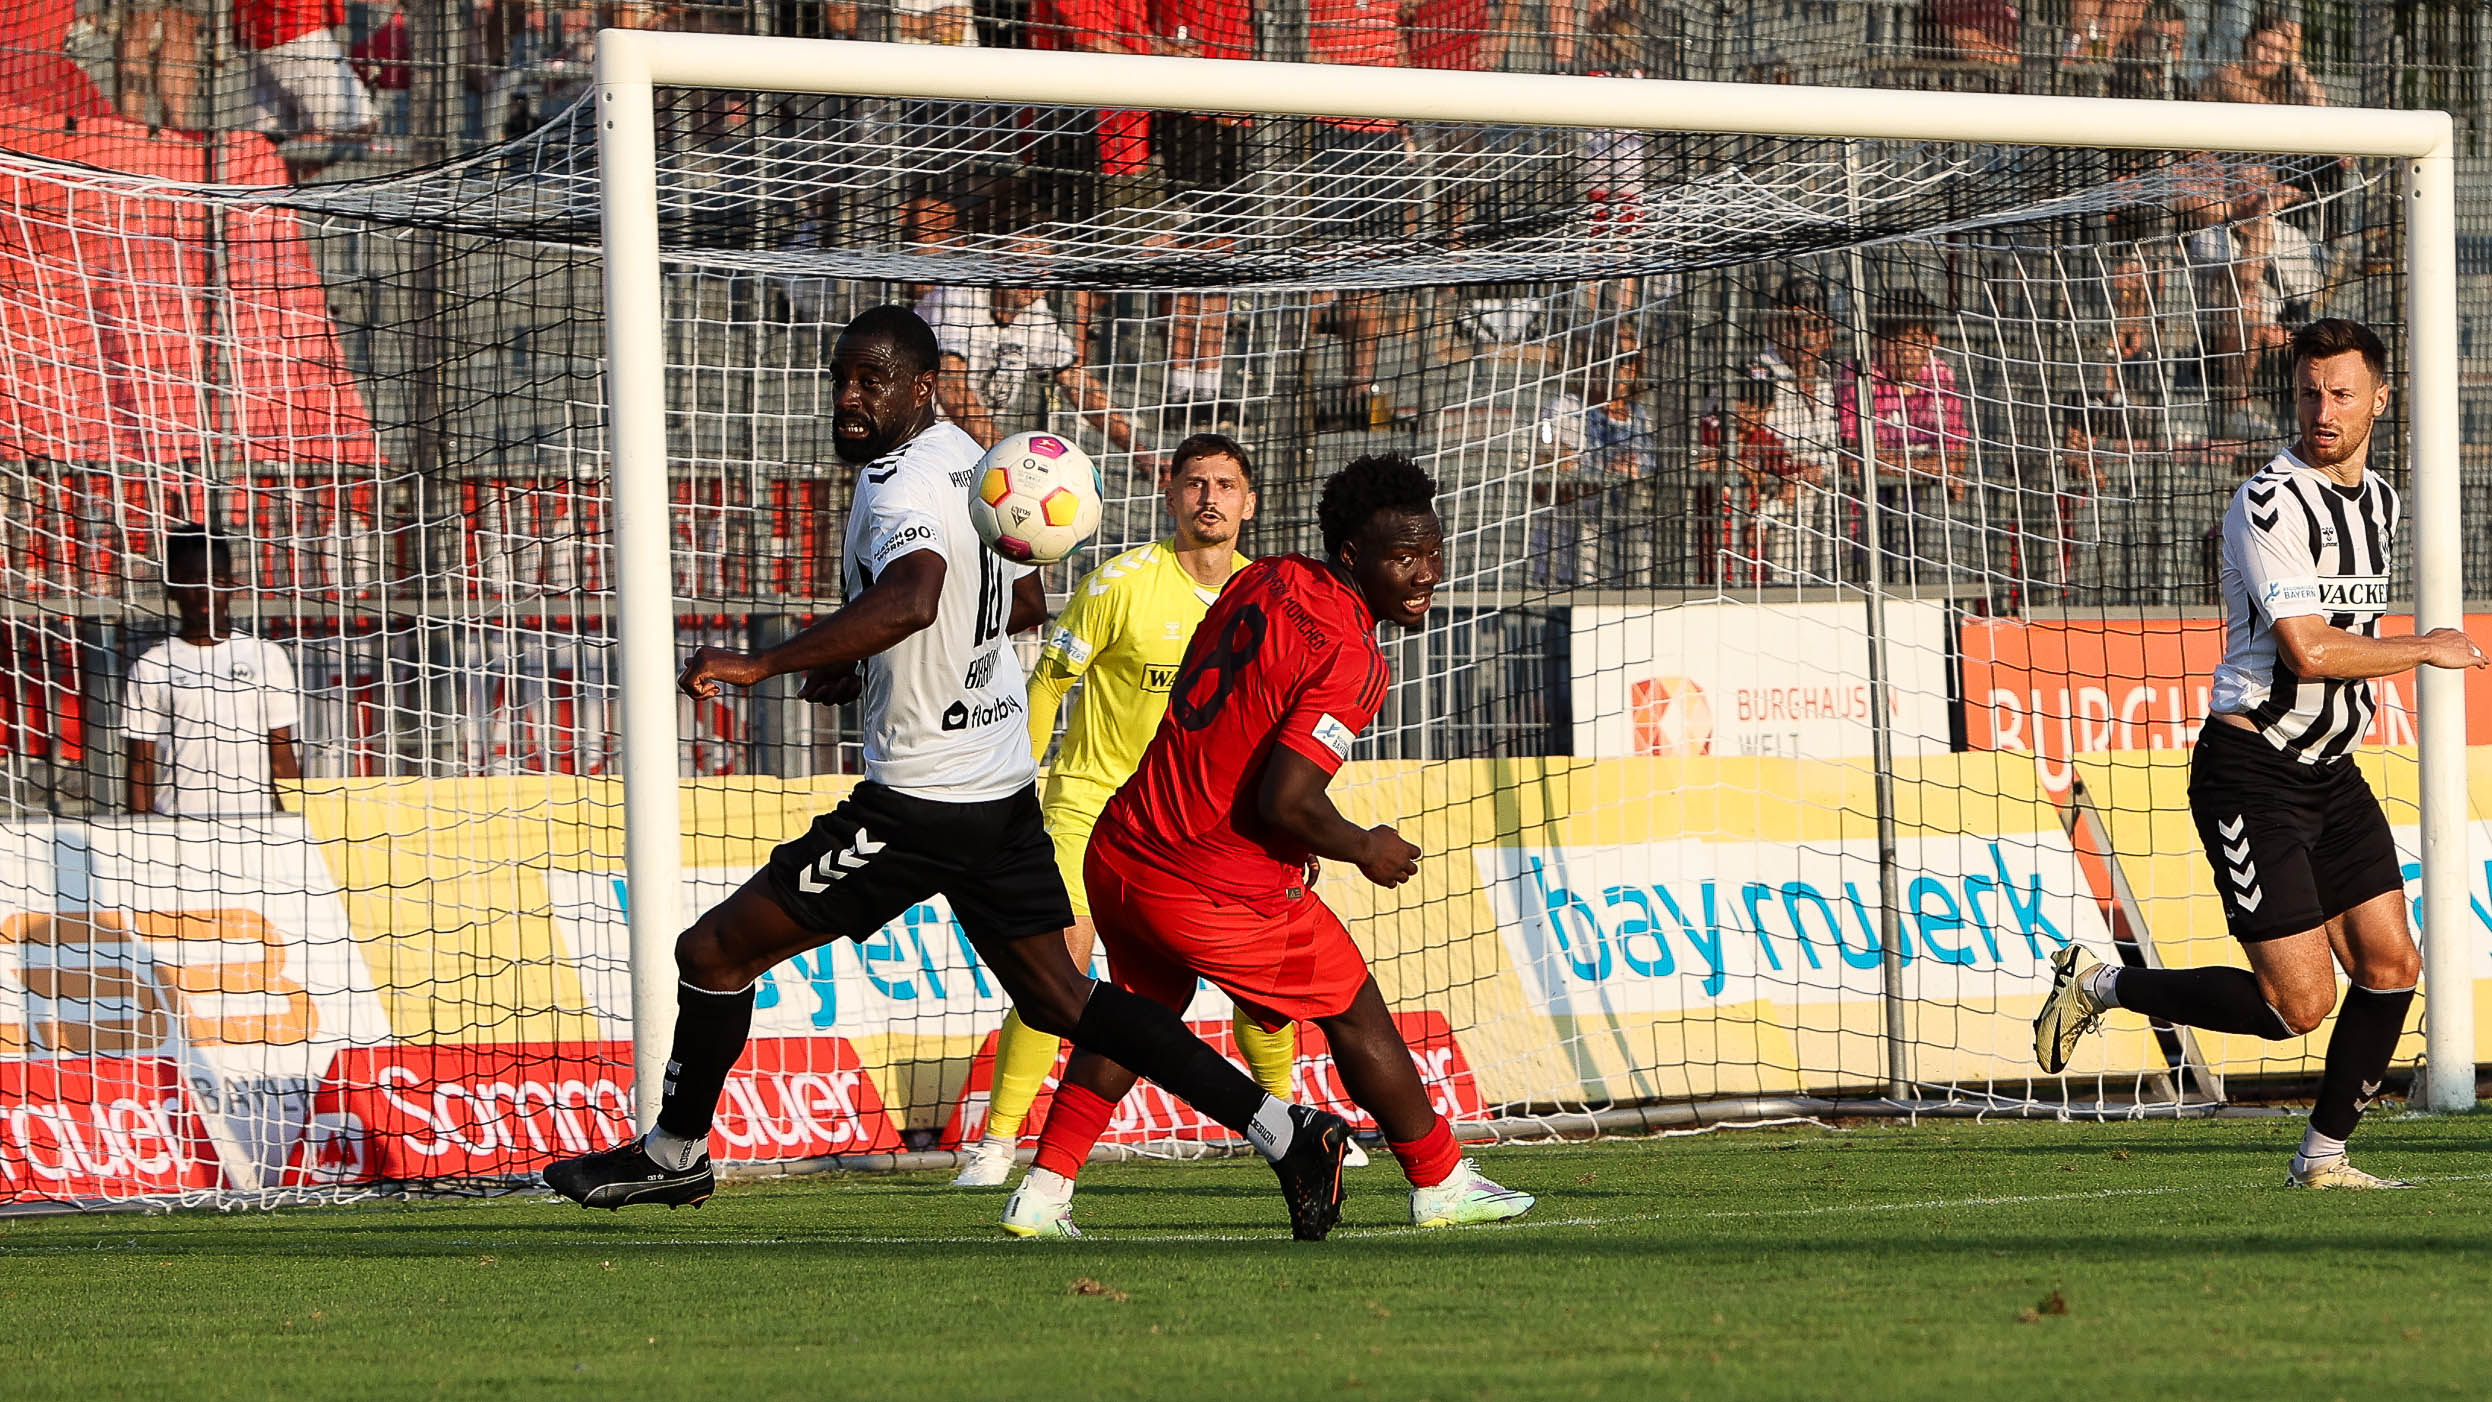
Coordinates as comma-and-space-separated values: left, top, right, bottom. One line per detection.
1028, 0, 1154, 175
1152, 0, 1253, 60
239, 0, 343, 51
1097, 555, 1389, 911
1402, 0, 1491, 70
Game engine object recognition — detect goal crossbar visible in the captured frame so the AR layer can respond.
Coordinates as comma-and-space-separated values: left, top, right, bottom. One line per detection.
593, 31, 2471, 1125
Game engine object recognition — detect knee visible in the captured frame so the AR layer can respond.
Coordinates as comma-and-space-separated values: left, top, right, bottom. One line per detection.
1016, 985, 1087, 1040
2358, 949, 2422, 993
2271, 991, 2333, 1038
673, 922, 743, 992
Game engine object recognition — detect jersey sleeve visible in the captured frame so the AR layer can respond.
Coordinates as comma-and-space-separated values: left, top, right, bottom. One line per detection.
854, 471, 949, 579
121, 647, 171, 745
260, 641, 301, 732
1274, 640, 1388, 778
1035, 560, 1120, 682
2233, 486, 2325, 624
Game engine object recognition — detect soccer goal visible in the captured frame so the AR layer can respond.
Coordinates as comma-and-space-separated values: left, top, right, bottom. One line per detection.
585, 34, 2470, 1146
0, 31, 2469, 1210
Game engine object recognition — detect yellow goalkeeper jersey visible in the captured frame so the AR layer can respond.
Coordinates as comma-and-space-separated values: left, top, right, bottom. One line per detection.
1029, 539, 1248, 825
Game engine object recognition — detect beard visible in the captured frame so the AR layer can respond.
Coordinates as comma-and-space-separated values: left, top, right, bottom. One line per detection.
2303, 422, 2369, 468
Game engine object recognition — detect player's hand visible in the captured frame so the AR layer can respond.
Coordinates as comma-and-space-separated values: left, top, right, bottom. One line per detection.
798, 662, 863, 706
1355, 825, 1421, 889
678, 646, 765, 698
2420, 628, 2487, 670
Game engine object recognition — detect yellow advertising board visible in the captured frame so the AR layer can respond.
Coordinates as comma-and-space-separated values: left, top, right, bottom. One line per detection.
287, 751, 2248, 1120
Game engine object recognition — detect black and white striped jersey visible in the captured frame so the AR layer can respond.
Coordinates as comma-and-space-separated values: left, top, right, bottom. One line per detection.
2210, 446, 2400, 765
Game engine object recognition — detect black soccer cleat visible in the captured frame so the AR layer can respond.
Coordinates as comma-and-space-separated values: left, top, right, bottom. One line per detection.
1269, 1106, 1352, 1241
543, 1136, 715, 1211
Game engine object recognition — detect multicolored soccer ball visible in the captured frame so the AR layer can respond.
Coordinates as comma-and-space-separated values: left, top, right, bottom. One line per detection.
968, 431, 1103, 565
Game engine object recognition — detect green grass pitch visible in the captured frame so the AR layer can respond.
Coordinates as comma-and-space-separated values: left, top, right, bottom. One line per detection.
9, 1115, 2492, 1401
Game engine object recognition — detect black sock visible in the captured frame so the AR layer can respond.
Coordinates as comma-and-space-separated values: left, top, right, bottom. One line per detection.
1070, 983, 1269, 1136
652, 981, 755, 1142
2310, 984, 2415, 1141
2114, 966, 2292, 1039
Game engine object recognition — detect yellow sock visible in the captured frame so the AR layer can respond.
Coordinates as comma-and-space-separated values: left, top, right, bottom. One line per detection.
984, 1008, 1063, 1143
1232, 1013, 1299, 1100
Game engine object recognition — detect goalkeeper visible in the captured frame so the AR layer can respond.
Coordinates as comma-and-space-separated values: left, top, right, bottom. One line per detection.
953, 433, 1369, 1185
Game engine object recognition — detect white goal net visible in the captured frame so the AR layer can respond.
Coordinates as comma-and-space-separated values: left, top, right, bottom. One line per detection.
0, 43, 2462, 1208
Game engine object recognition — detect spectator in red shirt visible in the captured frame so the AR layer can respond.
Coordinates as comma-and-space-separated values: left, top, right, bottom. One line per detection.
1027, 0, 1161, 218
1304, 0, 1418, 426
1001, 453, 1535, 1239
1401, 0, 1505, 71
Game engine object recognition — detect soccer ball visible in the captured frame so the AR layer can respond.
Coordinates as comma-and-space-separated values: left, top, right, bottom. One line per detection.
968, 431, 1103, 565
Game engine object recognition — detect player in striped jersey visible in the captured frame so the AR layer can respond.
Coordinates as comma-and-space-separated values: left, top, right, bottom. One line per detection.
951, 434, 1342, 1187
2034, 319, 2485, 1188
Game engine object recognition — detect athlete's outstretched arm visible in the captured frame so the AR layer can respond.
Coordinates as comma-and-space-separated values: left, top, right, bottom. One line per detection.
1258, 746, 1421, 888
2272, 616, 2484, 681
677, 549, 945, 697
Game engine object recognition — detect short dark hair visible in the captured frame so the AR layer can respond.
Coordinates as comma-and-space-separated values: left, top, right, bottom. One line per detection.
2247, 10, 2295, 40
2289, 318, 2388, 381
1318, 452, 1437, 558
2142, 0, 2184, 22
1168, 432, 1254, 486
1872, 289, 1946, 342
163, 523, 232, 583
1735, 374, 1778, 409
838, 303, 942, 377
1771, 276, 1828, 312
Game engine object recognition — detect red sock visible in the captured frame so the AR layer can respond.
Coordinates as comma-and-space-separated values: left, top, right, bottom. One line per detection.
1030, 1083, 1117, 1181
1387, 1116, 1461, 1189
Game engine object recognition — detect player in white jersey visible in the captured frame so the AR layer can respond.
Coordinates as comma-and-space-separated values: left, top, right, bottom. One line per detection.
2034, 319, 2484, 1189
545, 307, 1355, 1237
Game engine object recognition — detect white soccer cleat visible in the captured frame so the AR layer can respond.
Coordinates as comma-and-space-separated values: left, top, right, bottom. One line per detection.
2033, 944, 2108, 1075
1410, 1158, 1535, 1228
1000, 1169, 1083, 1238
1343, 1138, 1371, 1169
2288, 1155, 2413, 1190
950, 1134, 1017, 1188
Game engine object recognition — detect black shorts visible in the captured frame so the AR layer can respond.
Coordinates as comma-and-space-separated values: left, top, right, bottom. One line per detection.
761, 781, 1074, 951
1311, 125, 1416, 237
2186, 720, 2403, 943
1156, 112, 1247, 196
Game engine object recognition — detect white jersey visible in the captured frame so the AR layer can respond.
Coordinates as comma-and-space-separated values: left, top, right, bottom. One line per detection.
122, 633, 300, 817
843, 420, 1037, 801
2210, 446, 2400, 765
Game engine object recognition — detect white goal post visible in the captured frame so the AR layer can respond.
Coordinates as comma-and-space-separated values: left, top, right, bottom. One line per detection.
592, 30, 2471, 1127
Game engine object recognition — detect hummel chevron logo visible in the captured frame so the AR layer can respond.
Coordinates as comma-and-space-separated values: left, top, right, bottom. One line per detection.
2354, 1078, 2386, 1114
2249, 510, 2280, 532
796, 827, 887, 893
2219, 814, 2263, 912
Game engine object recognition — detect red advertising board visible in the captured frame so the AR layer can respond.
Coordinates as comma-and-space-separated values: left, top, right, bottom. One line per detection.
937, 1012, 1487, 1150
1958, 614, 2484, 781
283, 1037, 902, 1186
0, 1057, 222, 1201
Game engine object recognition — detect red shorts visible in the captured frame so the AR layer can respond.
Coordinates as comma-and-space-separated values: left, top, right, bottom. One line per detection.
1084, 837, 1370, 1030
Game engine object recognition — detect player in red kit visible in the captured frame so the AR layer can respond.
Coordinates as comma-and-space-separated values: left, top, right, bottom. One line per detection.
1001, 453, 1536, 1240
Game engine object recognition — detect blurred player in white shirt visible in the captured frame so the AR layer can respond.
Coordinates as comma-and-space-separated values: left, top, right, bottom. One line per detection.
123, 525, 300, 818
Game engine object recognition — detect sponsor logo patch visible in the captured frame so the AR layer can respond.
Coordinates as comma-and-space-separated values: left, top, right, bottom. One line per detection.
1046, 628, 1094, 668
1311, 712, 1357, 760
